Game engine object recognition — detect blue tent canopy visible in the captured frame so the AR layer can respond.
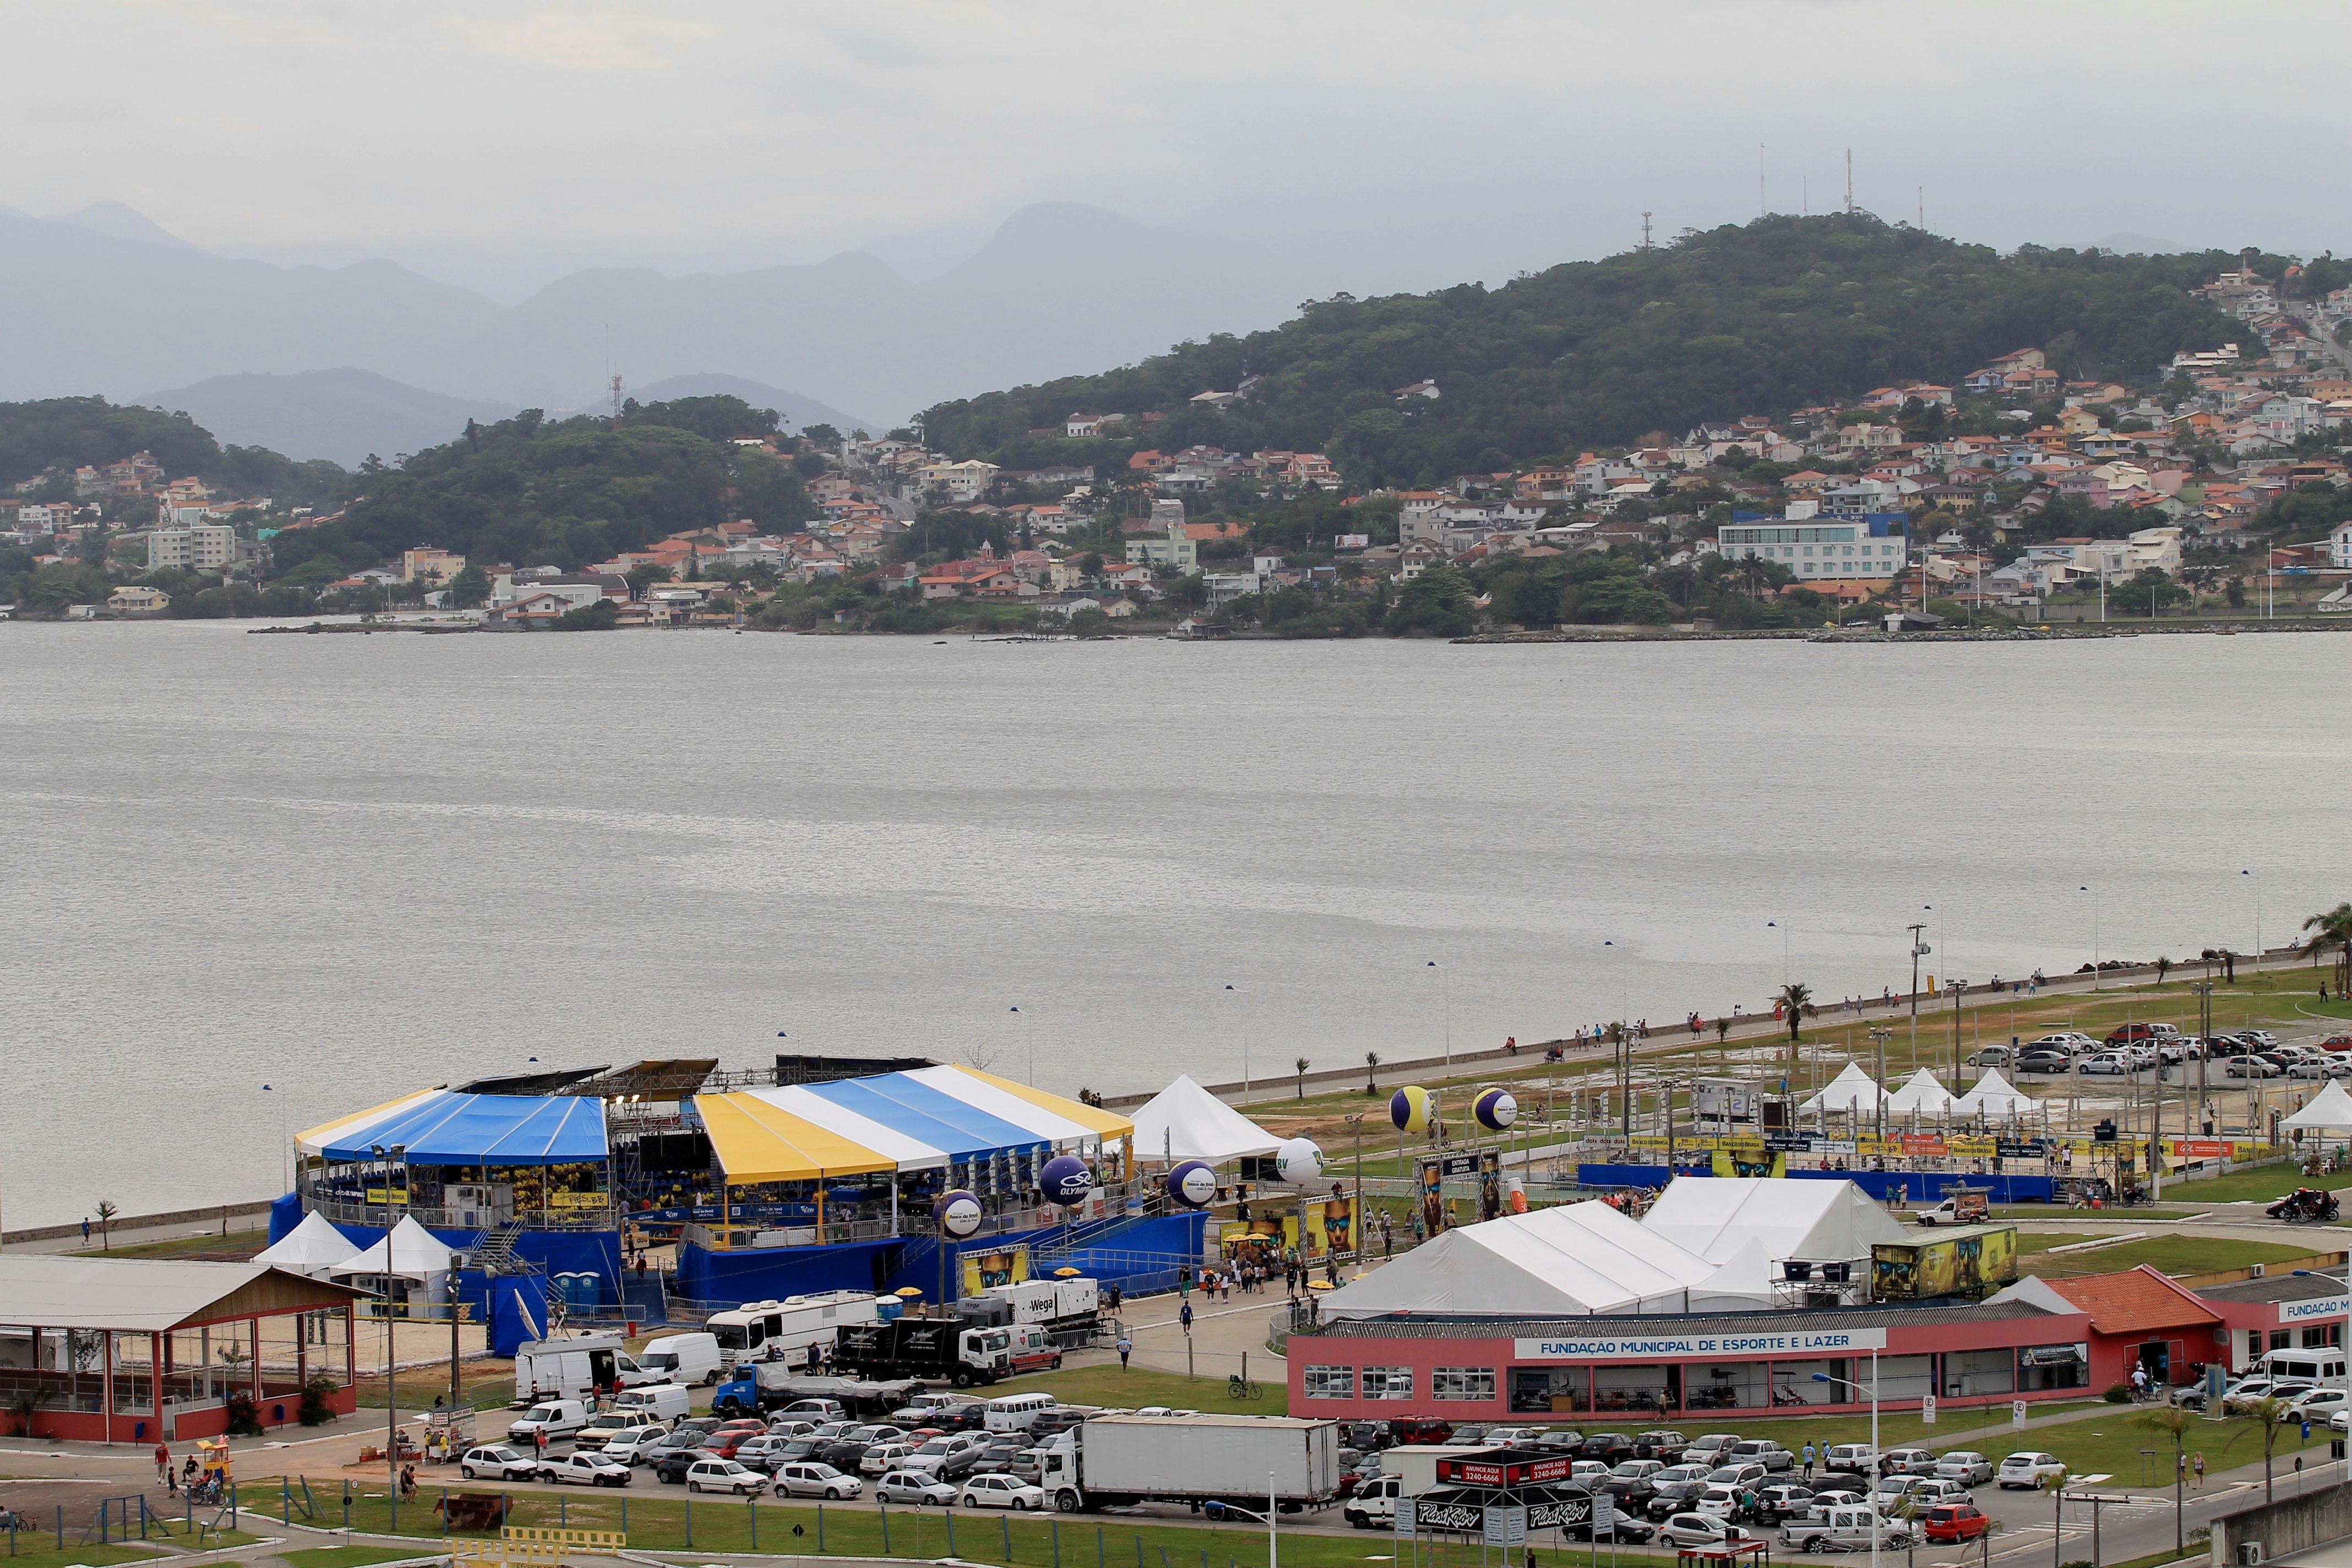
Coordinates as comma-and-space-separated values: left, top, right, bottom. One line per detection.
800, 1076, 1044, 1162
321, 1092, 608, 1165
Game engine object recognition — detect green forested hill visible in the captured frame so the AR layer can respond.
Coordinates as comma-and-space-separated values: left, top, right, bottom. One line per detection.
284, 396, 814, 578
0, 395, 346, 504
922, 215, 2269, 488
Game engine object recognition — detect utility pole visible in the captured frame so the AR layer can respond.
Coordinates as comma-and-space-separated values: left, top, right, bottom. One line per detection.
1641, 211, 1653, 250
1951, 979, 1967, 1094
1844, 148, 1854, 214
1908, 923, 1929, 1081
1869, 1026, 1893, 1142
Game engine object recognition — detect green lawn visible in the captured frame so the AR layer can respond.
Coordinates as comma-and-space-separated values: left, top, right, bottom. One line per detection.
281, 1548, 440, 1568
0, 1547, 164, 1568
2012, 1233, 2316, 1277
2165, 1163, 2352, 1205
1019, 1363, 1288, 1415
73, 1229, 268, 1260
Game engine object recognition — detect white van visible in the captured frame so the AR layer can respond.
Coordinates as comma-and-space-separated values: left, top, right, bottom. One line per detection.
2258, 1349, 2347, 1386
611, 1383, 692, 1422
638, 1333, 723, 1387
983, 1391, 1057, 1433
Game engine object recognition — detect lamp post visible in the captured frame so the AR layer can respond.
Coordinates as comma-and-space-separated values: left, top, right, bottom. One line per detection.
263, 1083, 288, 1196
1225, 986, 1248, 1099
2082, 886, 2100, 991
2246, 869, 2261, 970
1812, 1364, 1882, 1568
1011, 1006, 1032, 1086
1344, 1114, 1366, 1278
1908, 922, 1929, 1076
370, 1141, 406, 1493
1427, 961, 1451, 1073
1769, 921, 1789, 985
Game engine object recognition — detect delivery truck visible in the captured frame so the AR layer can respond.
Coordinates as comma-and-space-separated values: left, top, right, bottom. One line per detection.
705, 1292, 885, 1371
835, 1316, 1014, 1387
710, 1363, 927, 1415
963, 1278, 1100, 1336
1870, 1223, 2017, 1301
1039, 1414, 1342, 1514
511, 1336, 660, 1405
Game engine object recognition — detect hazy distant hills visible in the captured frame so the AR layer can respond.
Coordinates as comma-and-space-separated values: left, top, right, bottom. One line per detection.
0, 200, 1313, 459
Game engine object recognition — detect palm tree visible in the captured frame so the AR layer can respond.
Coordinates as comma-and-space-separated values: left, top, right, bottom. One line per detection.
1364, 1051, 1381, 1094
1777, 982, 1814, 1045
2222, 1395, 2295, 1502
1714, 1017, 1732, 1044
2304, 903, 2352, 995
1295, 1058, 1313, 1099
94, 1200, 118, 1251
2129, 1403, 2196, 1553
2154, 955, 2172, 985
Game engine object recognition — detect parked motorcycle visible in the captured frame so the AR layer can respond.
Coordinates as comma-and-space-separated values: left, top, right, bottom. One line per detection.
2267, 1187, 2342, 1223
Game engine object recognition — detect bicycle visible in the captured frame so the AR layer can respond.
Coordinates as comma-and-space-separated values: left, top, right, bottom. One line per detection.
1228, 1374, 1262, 1400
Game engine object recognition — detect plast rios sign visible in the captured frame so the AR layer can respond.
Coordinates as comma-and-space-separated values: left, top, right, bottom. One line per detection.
1511, 1327, 1888, 1362
1438, 1452, 1572, 1487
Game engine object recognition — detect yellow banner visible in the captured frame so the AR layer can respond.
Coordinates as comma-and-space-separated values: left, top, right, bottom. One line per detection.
962, 1245, 1028, 1294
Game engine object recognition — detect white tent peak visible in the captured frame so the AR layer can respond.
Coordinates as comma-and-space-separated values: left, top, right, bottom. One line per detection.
253, 1212, 361, 1277
1954, 1068, 2033, 1117
328, 1215, 454, 1281
1125, 1075, 1280, 1165
1982, 1275, 2076, 1314
1642, 1176, 1910, 1265
1688, 1235, 1777, 1311
1885, 1068, 1953, 1116
2283, 1081, 2352, 1131
1801, 1062, 1886, 1113
1320, 1200, 1767, 1321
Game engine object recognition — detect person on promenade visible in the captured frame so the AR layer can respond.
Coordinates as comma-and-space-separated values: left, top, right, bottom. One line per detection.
1178, 1301, 1193, 1336
1117, 1336, 1132, 1369
155, 1442, 170, 1483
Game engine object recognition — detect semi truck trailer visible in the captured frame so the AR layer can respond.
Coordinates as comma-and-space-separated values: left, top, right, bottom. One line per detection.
1039, 1414, 1342, 1514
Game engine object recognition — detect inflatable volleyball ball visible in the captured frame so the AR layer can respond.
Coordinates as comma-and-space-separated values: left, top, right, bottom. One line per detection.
1389, 1085, 1433, 1134
1274, 1137, 1325, 1186
933, 1190, 983, 1238
1167, 1159, 1219, 1210
1039, 1154, 1096, 1207
1473, 1087, 1518, 1131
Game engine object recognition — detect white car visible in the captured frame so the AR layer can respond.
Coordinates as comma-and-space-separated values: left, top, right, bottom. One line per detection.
2078, 1052, 2132, 1075
1996, 1452, 2065, 1490
774, 1462, 863, 1500
1658, 1515, 1755, 1549
861, 1441, 921, 1477
1935, 1451, 1993, 1486
901, 1435, 983, 1474
2281, 1389, 2349, 1423
600, 1425, 673, 1464
537, 1452, 634, 1488
459, 1445, 538, 1482
1692, 1486, 1741, 1520
959, 1473, 1048, 1510
875, 1469, 960, 1506
685, 1460, 766, 1496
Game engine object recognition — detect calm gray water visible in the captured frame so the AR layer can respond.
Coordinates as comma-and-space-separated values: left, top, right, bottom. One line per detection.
1, 622, 2342, 1226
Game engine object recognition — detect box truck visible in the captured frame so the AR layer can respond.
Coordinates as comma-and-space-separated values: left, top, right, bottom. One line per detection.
705, 1292, 884, 1370
511, 1336, 660, 1405
1039, 1414, 1342, 1514
1870, 1224, 2017, 1301
835, 1316, 1013, 1388
967, 1278, 1100, 1336
710, 1363, 926, 1416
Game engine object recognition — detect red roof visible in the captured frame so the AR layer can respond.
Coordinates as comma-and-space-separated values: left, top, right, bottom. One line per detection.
2044, 1266, 2220, 1335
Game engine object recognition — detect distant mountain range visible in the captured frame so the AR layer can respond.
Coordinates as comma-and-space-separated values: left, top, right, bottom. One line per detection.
0, 200, 1314, 463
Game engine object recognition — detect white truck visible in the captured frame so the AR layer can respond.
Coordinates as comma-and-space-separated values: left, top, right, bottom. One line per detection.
512, 1336, 660, 1405
971, 1278, 1100, 1335
1039, 1414, 1342, 1515
1379, 1445, 1499, 1500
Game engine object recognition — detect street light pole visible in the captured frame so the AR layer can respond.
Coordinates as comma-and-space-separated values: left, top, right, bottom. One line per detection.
2081, 886, 2100, 990
1908, 923, 1928, 1078
1812, 1362, 1881, 1568
371, 1141, 406, 1495
1428, 961, 1451, 1072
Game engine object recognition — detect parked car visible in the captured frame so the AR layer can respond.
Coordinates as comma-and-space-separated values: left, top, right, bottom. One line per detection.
876, 1469, 960, 1506
2318, 1034, 2352, 1053
1794, 1489, 1868, 1520
536, 1452, 634, 1488
685, 1460, 766, 1496
1633, 1430, 1689, 1460
774, 1462, 863, 1500
572, 1412, 643, 1451
776, 1399, 849, 1420
861, 1441, 922, 1477
1707, 1464, 1768, 1489
2015, 1050, 2074, 1075
1570, 1460, 1614, 1487
1783, 1506, 1912, 1553
1882, 1447, 1940, 1476
1725, 1439, 1793, 1472
1923, 1504, 1992, 1543
600, 1425, 674, 1466
1561, 1515, 1657, 1544
1822, 1444, 1879, 1477
1647, 1480, 1715, 1521
2282, 1389, 2350, 1423
459, 1445, 538, 1482
1877, 1476, 1969, 1508
959, 1474, 1048, 1510
1935, 1452, 1994, 1486
1965, 1046, 2012, 1068
1996, 1453, 2066, 1490
2226, 1379, 2315, 1412
2027, 1032, 2093, 1053
1605, 1461, 1667, 1502
2079, 1052, 2133, 1076
1581, 1432, 1636, 1463
1752, 1484, 1815, 1523
903, 1434, 987, 1478
1691, 1487, 1743, 1521
1681, 1435, 1742, 1465
1658, 1514, 1757, 1549
2225, 1055, 2284, 1079
651, 1447, 722, 1485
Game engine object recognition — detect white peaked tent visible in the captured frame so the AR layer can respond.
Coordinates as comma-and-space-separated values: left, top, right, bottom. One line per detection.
1641, 1177, 1910, 1265
2283, 1080, 2352, 1131
1801, 1062, 1887, 1114
1953, 1069, 2034, 1117
1125, 1075, 1281, 1165
1885, 1068, 1953, 1117
252, 1211, 361, 1277
328, 1216, 455, 1281
1686, 1235, 1778, 1313
1320, 1200, 1762, 1320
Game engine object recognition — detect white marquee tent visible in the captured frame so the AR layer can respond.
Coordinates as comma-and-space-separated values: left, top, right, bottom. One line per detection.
1641, 1177, 1910, 1266
2283, 1081, 2352, 1132
1885, 1068, 1954, 1117
328, 1216, 455, 1282
1801, 1062, 1887, 1114
1319, 1200, 1768, 1320
1124, 1075, 1281, 1166
252, 1212, 361, 1277
1953, 1069, 2034, 1117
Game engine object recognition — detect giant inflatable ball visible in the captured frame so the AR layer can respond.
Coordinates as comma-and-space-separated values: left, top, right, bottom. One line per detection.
1389, 1085, 1433, 1134
934, 1190, 983, 1238
1039, 1155, 1096, 1207
1168, 1159, 1219, 1210
1473, 1087, 1518, 1131
1273, 1137, 1325, 1186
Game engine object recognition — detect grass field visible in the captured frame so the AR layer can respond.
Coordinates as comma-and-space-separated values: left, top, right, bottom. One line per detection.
72, 1229, 269, 1261
1019, 1363, 1288, 1415
2012, 1233, 2316, 1277
281, 1548, 438, 1568
2163, 1163, 2352, 1205
0, 1546, 164, 1568
353, 1362, 525, 1412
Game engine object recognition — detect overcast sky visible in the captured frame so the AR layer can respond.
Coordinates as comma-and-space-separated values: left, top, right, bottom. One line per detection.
7, 1, 2346, 286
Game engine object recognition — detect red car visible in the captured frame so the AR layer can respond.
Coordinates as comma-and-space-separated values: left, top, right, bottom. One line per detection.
1923, 1505, 1990, 1544
2322, 1035, 2352, 1053
704, 1423, 769, 1458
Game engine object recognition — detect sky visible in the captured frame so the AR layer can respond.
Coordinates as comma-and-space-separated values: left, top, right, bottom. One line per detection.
4, 1, 2346, 294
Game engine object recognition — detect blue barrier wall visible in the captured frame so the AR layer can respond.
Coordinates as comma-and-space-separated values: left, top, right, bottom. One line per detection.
325, 1218, 626, 1305
268, 1193, 303, 1244
489, 1275, 551, 1357
1574, 1165, 2060, 1204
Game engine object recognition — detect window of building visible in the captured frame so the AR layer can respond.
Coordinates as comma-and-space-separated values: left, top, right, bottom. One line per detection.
1304, 1366, 1356, 1400
1362, 1366, 1414, 1401
1946, 1347, 2016, 1397
2018, 1344, 2088, 1392
1433, 1367, 1496, 1401
1770, 1358, 1853, 1405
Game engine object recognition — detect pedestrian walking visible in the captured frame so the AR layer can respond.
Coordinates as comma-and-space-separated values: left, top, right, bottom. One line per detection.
1117, 1335, 1133, 1369
80, 1218, 90, 1244
154, 1441, 171, 1483
1109, 1283, 1123, 1312
1800, 1442, 1815, 1482
2193, 1452, 2206, 1487
1179, 1301, 1193, 1336
533, 1426, 548, 1460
